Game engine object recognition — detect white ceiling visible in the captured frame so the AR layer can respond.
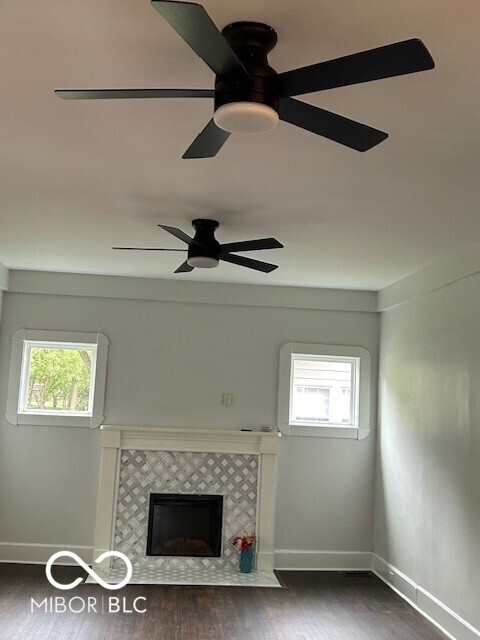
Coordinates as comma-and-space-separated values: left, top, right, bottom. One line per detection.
1, 0, 479, 290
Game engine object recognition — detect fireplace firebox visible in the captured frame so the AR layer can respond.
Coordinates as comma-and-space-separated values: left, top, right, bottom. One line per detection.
146, 493, 223, 557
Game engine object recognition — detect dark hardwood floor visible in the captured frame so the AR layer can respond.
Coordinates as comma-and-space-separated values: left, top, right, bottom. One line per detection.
0, 564, 447, 640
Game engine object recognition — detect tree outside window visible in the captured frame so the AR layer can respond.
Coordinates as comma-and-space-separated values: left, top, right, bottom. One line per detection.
25, 345, 95, 413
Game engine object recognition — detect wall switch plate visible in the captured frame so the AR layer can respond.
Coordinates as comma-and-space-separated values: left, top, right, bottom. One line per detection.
222, 392, 233, 406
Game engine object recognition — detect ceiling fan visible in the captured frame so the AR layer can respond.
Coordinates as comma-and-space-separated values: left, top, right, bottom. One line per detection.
112, 219, 284, 273
55, 1, 435, 157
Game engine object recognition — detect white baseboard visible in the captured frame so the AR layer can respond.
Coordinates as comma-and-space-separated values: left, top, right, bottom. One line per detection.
0, 542, 93, 565
274, 549, 373, 571
373, 554, 480, 640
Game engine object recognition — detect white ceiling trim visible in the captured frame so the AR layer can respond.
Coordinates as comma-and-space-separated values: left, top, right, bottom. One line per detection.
378, 237, 480, 311
8, 270, 377, 313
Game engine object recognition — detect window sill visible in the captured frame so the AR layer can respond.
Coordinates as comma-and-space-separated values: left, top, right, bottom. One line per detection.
6, 411, 104, 428
279, 424, 371, 440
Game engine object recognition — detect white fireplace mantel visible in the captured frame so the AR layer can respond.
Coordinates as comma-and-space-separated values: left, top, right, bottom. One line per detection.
93, 425, 281, 572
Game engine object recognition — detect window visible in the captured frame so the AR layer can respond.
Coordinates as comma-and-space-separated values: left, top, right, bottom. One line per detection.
291, 356, 357, 425
278, 343, 372, 439
6, 329, 109, 428
19, 341, 97, 416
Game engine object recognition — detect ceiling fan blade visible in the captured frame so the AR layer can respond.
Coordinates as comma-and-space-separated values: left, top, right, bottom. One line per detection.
151, 1, 251, 82
279, 38, 434, 97
174, 260, 195, 273
111, 247, 186, 251
158, 224, 193, 244
279, 97, 387, 152
182, 119, 230, 159
54, 88, 214, 100
220, 252, 278, 273
220, 238, 284, 253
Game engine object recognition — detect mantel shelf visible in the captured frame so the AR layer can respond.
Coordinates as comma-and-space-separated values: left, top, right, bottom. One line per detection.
100, 424, 280, 456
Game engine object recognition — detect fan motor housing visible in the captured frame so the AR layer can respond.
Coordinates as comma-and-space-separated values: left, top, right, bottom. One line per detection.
188, 219, 221, 261
215, 22, 279, 113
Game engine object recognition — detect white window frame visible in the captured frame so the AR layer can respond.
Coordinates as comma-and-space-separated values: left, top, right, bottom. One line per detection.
6, 329, 109, 428
278, 342, 372, 439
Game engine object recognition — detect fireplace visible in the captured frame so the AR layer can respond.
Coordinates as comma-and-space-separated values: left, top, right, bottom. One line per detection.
94, 426, 279, 572
146, 493, 224, 558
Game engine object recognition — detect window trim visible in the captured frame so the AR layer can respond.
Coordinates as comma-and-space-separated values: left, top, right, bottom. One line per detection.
6, 329, 109, 428
278, 342, 371, 439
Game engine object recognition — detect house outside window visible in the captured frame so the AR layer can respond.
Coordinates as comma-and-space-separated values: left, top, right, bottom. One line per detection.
293, 385, 331, 422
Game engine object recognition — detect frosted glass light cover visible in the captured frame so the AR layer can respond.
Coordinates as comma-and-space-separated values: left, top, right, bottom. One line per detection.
214, 102, 279, 134
186, 256, 219, 269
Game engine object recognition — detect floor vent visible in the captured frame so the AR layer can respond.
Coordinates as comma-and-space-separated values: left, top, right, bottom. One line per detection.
341, 571, 372, 577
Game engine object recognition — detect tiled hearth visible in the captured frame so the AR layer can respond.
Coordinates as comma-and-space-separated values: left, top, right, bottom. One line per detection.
86, 564, 281, 587
92, 426, 280, 586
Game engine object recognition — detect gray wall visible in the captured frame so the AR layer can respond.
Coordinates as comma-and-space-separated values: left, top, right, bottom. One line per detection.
375, 274, 480, 629
0, 290, 378, 554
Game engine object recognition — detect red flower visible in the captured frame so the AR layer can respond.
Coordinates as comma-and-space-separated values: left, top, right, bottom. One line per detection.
241, 539, 249, 550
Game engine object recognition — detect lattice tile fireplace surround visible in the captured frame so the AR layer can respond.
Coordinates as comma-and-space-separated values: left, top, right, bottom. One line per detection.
93, 426, 280, 579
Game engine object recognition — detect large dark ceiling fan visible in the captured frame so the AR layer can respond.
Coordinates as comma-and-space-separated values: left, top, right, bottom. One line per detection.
55, 1, 434, 157
113, 219, 284, 273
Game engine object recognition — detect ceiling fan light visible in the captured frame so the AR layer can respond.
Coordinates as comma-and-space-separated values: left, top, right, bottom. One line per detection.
186, 256, 219, 269
214, 102, 279, 134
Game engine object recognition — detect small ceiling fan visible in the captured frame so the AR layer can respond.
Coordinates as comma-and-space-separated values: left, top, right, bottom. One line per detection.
55, 1, 435, 157
112, 219, 284, 273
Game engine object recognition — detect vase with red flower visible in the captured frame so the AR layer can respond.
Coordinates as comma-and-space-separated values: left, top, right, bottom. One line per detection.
232, 532, 256, 573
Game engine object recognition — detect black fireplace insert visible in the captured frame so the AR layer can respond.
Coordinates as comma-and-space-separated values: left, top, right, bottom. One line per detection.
146, 493, 223, 557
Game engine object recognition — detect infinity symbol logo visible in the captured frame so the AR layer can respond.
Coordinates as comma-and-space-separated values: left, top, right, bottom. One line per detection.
46, 551, 133, 591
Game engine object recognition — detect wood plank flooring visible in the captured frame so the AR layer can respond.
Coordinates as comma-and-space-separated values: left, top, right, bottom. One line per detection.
0, 564, 447, 640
